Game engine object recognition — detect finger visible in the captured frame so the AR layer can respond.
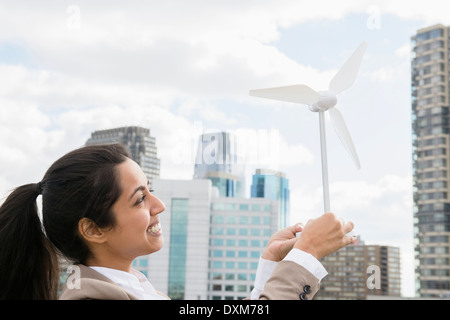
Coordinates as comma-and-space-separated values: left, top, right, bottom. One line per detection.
343, 235, 358, 246
343, 221, 354, 234
288, 222, 304, 234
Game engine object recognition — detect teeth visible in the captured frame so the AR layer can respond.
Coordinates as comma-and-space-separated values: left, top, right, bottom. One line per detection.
147, 222, 161, 234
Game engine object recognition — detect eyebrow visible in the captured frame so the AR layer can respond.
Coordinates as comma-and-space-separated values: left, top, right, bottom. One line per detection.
128, 180, 151, 201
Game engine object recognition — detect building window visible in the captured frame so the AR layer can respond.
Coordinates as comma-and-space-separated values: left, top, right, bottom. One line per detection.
239, 204, 249, 211
226, 250, 235, 258
212, 250, 223, 257
238, 262, 247, 269
226, 239, 236, 246
251, 216, 261, 225
239, 216, 248, 224
239, 228, 248, 236
225, 285, 234, 292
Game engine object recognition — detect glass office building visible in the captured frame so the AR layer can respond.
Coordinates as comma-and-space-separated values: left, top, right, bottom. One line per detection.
251, 169, 290, 229
411, 24, 450, 297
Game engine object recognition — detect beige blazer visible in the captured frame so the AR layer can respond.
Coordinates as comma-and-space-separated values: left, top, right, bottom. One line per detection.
59, 264, 140, 300
59, 262, 319, 300
259, 260, 320, 300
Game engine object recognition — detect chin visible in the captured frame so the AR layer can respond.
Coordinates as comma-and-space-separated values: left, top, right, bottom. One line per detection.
147, 237, 164, 255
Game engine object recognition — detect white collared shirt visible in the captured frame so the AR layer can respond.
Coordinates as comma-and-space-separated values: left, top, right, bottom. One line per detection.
89, 266, 168, 300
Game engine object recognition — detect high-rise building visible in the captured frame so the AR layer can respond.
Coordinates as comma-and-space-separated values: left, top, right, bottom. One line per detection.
193, 132, 245, 198
411, 24, 450, 298
315, 240, 401, 300
133, 179, 282, 300
85, 126, 160, 185
251, 169, 290, 229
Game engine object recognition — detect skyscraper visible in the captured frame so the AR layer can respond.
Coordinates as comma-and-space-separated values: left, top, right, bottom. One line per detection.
315, 240, 401, 300
251, 169, 290, 229
411, 24, 450, 298
193, 132, 245, 198
85, 126, 160, 185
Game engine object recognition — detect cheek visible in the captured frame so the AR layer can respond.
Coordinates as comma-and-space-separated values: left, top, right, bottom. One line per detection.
114, 208, 150, 237
130, 210, 151, 232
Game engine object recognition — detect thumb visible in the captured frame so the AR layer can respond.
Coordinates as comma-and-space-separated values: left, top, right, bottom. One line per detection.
288, 223, 303, 235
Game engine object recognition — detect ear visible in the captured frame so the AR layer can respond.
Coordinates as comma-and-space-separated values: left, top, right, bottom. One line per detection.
78, 217, 108, 244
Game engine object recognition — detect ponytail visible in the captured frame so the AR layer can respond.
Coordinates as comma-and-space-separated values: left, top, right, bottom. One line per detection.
0, 183, 59, 299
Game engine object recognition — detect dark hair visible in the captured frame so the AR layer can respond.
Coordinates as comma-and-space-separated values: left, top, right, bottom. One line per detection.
0, 144, 129, 299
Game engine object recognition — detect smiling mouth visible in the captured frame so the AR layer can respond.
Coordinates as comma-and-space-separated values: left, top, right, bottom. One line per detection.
147, 221, 162, 235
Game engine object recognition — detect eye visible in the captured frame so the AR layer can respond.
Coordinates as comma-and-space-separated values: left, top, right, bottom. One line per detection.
135, 194, 146, 205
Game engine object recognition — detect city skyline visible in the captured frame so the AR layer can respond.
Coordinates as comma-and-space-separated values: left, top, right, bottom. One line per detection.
3, 1, 450, 297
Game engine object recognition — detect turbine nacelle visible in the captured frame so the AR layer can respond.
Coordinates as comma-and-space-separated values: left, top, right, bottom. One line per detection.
309, 91, 337, 112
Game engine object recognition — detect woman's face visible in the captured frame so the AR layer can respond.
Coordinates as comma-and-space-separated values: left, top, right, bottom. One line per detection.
103, 158, 165, 262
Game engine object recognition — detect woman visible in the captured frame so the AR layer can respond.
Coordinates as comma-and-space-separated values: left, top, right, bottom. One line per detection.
0, 144, 355, 300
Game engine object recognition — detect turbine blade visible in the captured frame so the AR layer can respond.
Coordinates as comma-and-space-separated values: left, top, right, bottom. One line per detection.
328, 107, 361, 169
249, 84, 320, 105
329, 41, 367, 94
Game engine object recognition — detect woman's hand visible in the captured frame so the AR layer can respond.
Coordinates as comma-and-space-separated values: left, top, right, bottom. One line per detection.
261, 223, 304, 262
295, 212, 356, 260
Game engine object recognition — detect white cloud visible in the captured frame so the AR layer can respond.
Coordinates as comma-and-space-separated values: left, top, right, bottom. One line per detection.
395, 43, 411, 59
370, 67, 397, 82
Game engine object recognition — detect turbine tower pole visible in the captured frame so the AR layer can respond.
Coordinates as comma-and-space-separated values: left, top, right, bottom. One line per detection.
319, 110, 331, 213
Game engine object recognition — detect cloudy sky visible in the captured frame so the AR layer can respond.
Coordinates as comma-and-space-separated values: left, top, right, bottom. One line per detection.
2, 0, 449, 297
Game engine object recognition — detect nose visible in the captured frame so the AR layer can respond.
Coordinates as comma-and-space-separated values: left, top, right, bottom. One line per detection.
149, 193, 165, 216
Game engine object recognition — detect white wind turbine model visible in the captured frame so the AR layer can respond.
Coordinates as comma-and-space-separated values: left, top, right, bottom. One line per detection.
249, 41, 367, 219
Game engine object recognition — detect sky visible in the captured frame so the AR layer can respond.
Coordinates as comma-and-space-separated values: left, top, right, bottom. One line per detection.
1, 0, 450, 297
